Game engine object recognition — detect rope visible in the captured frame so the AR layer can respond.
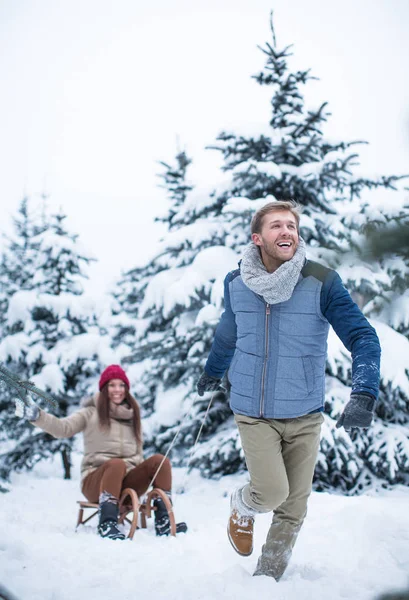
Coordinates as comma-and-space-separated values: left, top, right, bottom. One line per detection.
147, 390, 217, 493
177, 389, 217, 494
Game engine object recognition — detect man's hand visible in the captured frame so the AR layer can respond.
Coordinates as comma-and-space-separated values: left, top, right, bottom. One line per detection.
196, 371, 225, 397
15, 395, 40, 421
336, 393, 375, 431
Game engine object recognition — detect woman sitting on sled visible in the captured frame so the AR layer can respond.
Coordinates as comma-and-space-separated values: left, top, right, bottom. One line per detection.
15, 364, 187, 541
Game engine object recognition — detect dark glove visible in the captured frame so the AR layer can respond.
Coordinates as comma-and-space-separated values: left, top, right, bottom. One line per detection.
336, 393, 375, 431
196, 371, 225, 397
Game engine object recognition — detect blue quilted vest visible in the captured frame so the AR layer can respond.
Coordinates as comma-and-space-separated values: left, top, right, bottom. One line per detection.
228, 273, 329, 419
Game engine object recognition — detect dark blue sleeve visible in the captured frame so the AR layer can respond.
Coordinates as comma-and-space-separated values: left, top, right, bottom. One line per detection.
321, 271, 381, 399
204, 272, 237, 378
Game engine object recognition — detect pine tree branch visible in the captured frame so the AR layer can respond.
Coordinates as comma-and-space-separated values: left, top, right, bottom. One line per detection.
0, 363, 58, 408
362, 223, 409, 260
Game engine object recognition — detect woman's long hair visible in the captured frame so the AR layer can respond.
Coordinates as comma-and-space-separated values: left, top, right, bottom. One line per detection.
97, 385, 142, 448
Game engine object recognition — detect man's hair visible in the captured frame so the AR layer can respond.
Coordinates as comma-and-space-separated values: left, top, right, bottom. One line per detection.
250, 200, 302, 234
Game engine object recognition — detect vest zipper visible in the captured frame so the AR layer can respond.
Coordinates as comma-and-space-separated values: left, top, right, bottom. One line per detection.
260, 303, 270, 417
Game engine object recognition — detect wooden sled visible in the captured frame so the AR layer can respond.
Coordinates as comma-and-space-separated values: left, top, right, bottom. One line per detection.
76, 487, 176, 539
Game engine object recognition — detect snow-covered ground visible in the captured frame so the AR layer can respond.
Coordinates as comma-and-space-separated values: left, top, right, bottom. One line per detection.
1, 453, 409, 600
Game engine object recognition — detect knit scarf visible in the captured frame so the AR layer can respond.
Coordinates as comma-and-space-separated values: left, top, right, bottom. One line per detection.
240, 238, 306, 304
109, 402, 134, 422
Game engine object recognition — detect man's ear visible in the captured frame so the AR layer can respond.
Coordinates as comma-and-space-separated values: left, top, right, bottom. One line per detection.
252, 232, 262, 246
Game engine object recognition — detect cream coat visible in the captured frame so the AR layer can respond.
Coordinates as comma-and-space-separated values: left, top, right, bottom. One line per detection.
33, 394, 143, 484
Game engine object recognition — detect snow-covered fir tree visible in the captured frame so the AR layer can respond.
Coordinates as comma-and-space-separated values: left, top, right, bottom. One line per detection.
327, 197, 409, 490
112, 17, 408, 492
1, 197, 46, 293
0, 197, 47, 490
0, 206, 116, 482
0, 197, 45, 336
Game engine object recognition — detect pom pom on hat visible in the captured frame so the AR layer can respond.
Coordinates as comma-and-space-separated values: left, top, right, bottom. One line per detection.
99, 365, 130, 391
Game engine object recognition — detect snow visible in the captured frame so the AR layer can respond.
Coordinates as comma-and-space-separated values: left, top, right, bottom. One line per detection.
327, 326, 351, 381
1, 454, 409, 600
34, 230, 94, 260
50, 334, 118, 369
299, 213, 317, 235
368, 421, 409, 480
195, 303, 221, 326
222, 195, 278, 214
30, 364, 65, 394
327, 318, 409, 399
231, 160, 334, 180
143, 383, 189, 433
157, 219, 225, 251
191, 246, 239, 280
171, 179, 231, 226
374, 320, 409, 398
230, 159, 283, 179
0, 332, 31, 362
6, 291, 98, 326
337, 263, 391, 295
373, 292, 409, 331
4, 290, 38, 325
0, 6, 408, 595
139, 246, 239, 318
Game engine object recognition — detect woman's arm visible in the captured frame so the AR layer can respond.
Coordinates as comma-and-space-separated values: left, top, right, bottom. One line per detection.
32, 407, 91, 439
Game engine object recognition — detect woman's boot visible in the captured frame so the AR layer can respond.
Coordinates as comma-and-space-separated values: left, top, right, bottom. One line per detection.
98, 491, 126, 540
153, 495, 188, 536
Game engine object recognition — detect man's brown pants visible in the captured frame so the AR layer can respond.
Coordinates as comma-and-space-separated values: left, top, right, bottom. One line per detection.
82, 454, 172, 502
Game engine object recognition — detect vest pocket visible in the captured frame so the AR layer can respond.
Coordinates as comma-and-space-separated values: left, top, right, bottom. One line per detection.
274, 356, 315, 399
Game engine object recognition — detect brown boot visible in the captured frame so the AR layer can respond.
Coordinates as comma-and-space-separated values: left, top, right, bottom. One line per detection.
227, 488, 255, 556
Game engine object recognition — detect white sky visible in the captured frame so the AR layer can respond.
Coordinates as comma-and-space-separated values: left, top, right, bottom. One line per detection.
1, 0, 408, 294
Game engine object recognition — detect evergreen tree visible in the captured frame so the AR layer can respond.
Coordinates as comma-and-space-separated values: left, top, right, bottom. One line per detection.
0, 197, 45, 340
156, 151, 194, 227
0, 206, 116, 482
112, 17, 408, 492
0, 197, 46, 490
1, 196, 46, 294
328, 198, 409, 490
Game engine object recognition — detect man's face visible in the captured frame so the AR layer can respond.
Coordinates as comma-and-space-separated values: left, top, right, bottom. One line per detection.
252, 210, 299, 263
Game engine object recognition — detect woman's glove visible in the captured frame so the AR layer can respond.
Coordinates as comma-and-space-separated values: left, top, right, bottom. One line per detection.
336, 393, 375, 431
15, 395, 40, 421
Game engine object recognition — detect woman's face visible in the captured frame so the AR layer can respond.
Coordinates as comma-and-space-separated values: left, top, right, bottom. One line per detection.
107, 379, 126, 404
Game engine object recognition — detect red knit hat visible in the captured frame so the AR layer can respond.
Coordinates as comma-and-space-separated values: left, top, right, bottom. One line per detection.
99, 365, 130, 390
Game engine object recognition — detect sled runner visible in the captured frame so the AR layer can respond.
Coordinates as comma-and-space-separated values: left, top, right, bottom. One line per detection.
76, 487, 176, 539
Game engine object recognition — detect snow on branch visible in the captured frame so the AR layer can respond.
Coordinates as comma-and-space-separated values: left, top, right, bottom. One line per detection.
156, 219, 226, 252
374, 320, 409, 398
6, 291, 98, 326
367, 421, 409, 481
370, 292, 409, 331
222, 195, 277, 215
139, 246, 239, 318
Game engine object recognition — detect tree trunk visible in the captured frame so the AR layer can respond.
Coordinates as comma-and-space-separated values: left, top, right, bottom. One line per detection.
61, 447, 71, 480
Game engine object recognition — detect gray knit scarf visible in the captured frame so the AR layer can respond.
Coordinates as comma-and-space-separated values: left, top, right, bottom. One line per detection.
240, 238, 306, 304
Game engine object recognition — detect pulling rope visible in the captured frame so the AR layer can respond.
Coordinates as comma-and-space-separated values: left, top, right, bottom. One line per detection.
147, 390, 217, 493
177, 390, 217, 494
